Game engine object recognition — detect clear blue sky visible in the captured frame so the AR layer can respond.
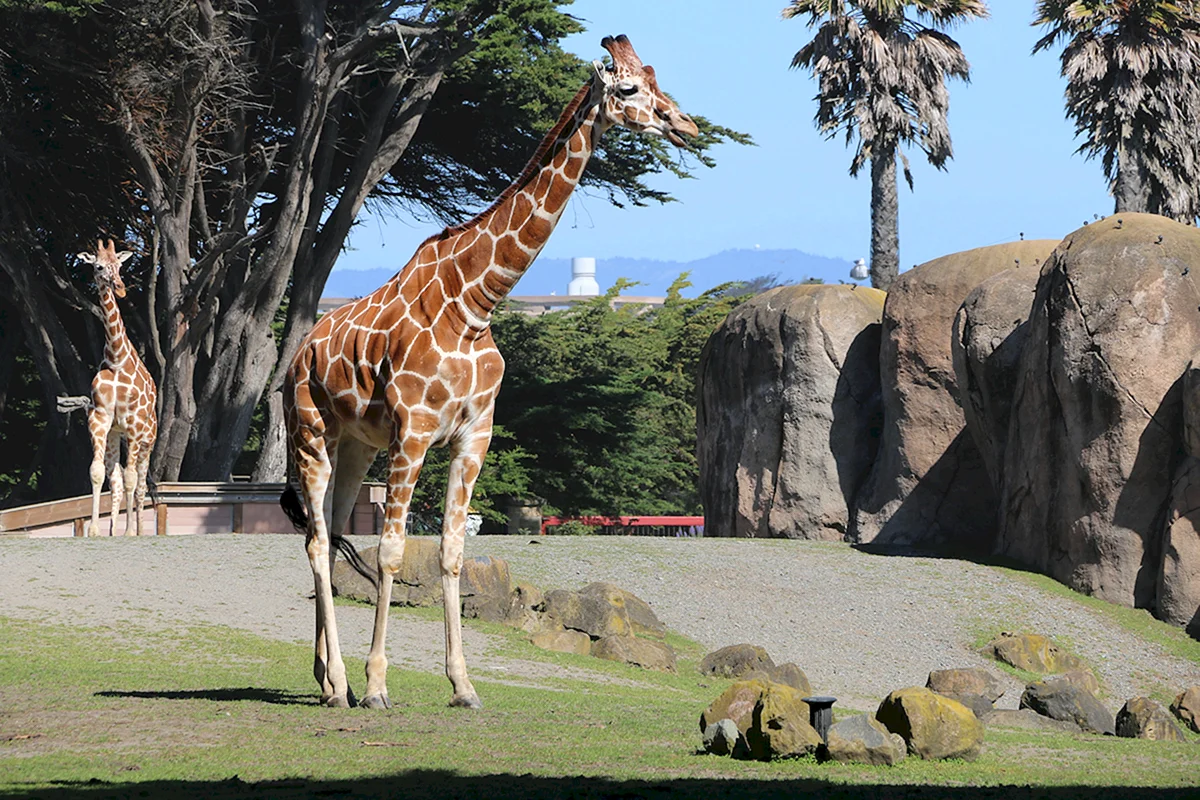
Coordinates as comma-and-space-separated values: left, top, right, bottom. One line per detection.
335, 1, 1113, 279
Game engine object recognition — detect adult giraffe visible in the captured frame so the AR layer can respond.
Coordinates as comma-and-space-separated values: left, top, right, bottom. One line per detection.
281, 34, 698, 709
76, 240, 158, 537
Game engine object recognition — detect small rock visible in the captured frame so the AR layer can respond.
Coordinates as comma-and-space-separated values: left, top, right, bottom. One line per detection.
1116, 697, 1187, 741
926, 668, 1003, 703
823, 715, 907, 766
699, 644, 774, 678
1020, 679, 1114, 735
591, 635, 677, 673
702, 719, 746, 757
1170, 686, 1200, 733
876, 687, 984, 761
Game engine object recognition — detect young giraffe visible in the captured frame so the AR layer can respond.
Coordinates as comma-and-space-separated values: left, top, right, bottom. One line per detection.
77, 240, 158, 537
281, 35, 698, 709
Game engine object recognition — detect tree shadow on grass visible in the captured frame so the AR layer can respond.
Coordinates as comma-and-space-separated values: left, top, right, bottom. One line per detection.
11, 770, 1198, 800
93, 687, 315, 706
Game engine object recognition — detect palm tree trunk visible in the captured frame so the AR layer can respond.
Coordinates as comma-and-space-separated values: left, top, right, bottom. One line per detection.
1114, 141, 1151, 214
870, 147, 900, 291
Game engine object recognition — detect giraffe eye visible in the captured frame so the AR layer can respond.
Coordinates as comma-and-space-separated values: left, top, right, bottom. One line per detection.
617, 84, 638, 98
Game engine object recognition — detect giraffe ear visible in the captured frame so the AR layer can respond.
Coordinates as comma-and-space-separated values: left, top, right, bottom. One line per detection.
77, 252, 97, 264
592, 59, 616, 87
116, 251, 134, 265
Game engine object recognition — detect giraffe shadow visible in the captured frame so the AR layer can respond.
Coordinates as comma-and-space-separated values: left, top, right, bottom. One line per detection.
94, 687, 316, 706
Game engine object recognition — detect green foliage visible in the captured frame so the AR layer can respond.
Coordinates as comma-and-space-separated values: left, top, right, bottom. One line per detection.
367, 425, 532, 526
490, 275, 747, 516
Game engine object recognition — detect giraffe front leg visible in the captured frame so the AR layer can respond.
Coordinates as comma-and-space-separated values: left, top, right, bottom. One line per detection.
87, 409, 112, 538
440, 435, 490, 709
106, 433, 123, 538
362, 436, 425, 710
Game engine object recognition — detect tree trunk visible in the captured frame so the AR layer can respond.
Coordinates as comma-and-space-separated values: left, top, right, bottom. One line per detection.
252, 390, 289, 482
1114, 141, 1151, 214
870, 147, 900, 292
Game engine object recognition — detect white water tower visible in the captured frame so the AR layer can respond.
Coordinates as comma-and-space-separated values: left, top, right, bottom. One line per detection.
568, 257, 600, 296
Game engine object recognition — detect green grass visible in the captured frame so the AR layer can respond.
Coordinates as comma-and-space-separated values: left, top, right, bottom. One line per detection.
1, 612, 1198, 800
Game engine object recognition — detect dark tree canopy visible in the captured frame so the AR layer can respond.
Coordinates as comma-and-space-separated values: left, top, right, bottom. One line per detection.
0, 0, 747, 503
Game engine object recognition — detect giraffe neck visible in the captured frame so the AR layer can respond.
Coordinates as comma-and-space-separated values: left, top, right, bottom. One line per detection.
439, 81, 610, 323
99, 285, 133, 367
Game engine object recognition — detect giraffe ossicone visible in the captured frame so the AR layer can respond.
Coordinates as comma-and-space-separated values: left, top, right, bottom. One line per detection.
281, 34, 698, 710
76, 239, 158, 537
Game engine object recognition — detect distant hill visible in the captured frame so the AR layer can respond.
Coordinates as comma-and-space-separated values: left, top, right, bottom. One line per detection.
322, 248, 858, 299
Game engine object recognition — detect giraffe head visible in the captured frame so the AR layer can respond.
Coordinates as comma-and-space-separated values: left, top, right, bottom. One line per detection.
594, 34, 699, 146
77, 239, 133, 299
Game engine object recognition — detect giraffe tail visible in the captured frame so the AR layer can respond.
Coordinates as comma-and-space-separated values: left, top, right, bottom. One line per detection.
55, 395, 93, 414
279, 485, 378, 591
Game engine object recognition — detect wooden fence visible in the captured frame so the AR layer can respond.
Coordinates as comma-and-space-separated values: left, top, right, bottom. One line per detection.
0, 482, 386, 538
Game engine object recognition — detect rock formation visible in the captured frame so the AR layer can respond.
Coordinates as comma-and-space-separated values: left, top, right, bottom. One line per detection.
853, 240, 1058, 552
1000, 214, 1200, 608
697, 284, 885, 539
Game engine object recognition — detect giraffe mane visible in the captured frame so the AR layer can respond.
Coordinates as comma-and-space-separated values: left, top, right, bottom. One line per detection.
435, 81, 593, 242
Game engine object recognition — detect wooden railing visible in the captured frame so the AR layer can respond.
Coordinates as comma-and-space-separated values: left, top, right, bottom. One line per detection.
0, 482, 387, 538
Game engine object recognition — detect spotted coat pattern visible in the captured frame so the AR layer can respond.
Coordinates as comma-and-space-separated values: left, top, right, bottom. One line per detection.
282, 35, 699, 710
77, 239, 158, 537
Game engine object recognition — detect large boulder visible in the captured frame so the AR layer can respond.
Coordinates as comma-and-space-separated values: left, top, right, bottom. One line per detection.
1115, 697, 1187, 741
331, 539, 443, 606
951, 265, 1042, 491
699, 644, 774, 678
875, 687, 984, 761
1170, 686, 1200, 733
700, 680, 810, 739
1020, 679, 1115, 735
854, 240, 1059, 552
744, 683, 823, 761
542, 582, 666, 640
1158, 358, 1200, 637
984, 632, 1085, 674
529, 629, 591, 656
926, 668, 1004, 703
980, 708, 1082, 733
823, 714, 908, 766
744, 663, 813, 696
1001, 214, 1200, 608
697, 284, 885, 539
590, 635, 677, 673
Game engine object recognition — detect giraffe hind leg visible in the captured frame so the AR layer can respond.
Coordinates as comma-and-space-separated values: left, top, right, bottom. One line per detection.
298, 434, 354, 708
439, 429, 491, 709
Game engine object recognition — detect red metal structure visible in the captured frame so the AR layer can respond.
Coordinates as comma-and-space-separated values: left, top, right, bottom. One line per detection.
539, 515, 704, 537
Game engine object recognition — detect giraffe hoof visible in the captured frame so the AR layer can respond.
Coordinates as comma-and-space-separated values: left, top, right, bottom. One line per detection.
449, 692, 483, 710
359, 694, 391, 710
321, 689, 356, 708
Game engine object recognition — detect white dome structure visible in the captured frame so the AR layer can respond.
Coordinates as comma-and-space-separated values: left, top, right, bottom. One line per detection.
567, 257, 600, 296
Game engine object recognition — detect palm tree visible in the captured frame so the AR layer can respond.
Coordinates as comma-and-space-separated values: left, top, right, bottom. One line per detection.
784, 0, 988, 290
1034, 1, 1200, 221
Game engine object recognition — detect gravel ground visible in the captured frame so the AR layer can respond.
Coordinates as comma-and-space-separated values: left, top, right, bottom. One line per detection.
1, 533, 1197, 711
